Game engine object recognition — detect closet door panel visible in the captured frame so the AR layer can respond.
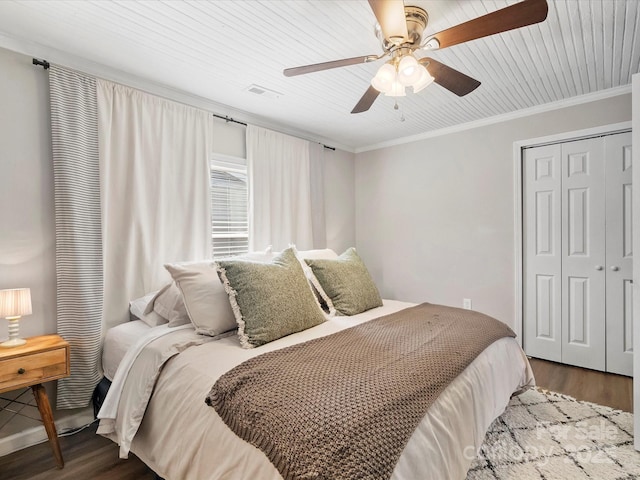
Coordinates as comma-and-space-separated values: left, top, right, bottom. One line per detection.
605, 132, 633, 376
561, 138, 606, 371
524, 144, 562, 362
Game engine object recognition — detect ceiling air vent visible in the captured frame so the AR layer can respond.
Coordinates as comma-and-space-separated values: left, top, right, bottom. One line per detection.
244, 84, 282, 99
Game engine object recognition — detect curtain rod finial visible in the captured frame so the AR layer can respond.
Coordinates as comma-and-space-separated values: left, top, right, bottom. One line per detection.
32, 58, 50, 69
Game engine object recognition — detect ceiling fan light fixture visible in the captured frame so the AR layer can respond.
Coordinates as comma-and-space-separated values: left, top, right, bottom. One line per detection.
412, 66, 435, 93
397, 55, 421, 86
385, 80, 406, 97
371, 62, 396, 93
284, 0, 549, 113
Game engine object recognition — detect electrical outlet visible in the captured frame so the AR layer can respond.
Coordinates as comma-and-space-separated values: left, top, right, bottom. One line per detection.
463, 298, 472, 310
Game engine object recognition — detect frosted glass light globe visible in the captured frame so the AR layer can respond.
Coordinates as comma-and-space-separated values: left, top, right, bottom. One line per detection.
413, 65, 435, 93
371, 63, 396, 93
397, 55, 422, 86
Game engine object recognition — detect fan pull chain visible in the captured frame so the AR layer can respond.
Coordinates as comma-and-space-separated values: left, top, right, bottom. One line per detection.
393, 101, 406, 122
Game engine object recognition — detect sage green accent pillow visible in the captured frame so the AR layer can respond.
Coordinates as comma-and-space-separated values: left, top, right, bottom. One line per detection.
305, 247, 383, 316
216, 247, 326, 348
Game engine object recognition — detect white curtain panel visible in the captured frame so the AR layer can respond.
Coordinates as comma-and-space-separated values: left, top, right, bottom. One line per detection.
50, 66, 104, 409
247, 125, 321, 251
97, 81, 213, 329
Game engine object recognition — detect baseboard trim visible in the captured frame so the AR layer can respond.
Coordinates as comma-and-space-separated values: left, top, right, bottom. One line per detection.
0, 407, 94, 457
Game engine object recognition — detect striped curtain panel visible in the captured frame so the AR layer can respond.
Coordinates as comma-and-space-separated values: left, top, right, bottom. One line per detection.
49, 66, 103, 409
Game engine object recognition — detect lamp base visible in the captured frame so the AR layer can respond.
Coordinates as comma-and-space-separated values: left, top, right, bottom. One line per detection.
0, 337, 27, 348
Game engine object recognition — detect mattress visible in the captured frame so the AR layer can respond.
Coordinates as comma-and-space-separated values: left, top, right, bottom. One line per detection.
102, 319, 151, 381
98, 300, 534, 479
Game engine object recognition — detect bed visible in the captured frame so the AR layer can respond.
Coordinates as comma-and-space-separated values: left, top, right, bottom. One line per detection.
102, 319, 152, 382
97, 247, 534, 480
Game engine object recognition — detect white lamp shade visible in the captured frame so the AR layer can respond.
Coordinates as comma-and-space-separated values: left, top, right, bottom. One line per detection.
412, 66, 435, 93
385, 80, 406, 97
0, 288, 32, 318
371, 63, 396, 93
397, 55, 422, 86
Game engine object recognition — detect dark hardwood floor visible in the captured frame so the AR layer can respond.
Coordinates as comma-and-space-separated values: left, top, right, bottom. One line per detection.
0, 422, 154, 480
528, 356, 633, 413
0, 358, 633, 479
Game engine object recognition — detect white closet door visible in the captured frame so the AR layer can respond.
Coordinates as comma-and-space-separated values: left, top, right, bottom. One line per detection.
561, 138, 606, 371
524, 144, 562, 362
605, 132, 633, 376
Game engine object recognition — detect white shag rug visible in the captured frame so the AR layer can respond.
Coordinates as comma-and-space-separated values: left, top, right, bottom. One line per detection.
466, 388, 639, 480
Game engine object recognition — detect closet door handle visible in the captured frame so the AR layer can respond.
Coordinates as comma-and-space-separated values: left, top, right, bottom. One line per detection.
610, 266, 620, 271
595, 265, 603, 271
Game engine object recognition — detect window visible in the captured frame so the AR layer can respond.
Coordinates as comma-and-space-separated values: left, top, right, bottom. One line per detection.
210, 156, 249, 258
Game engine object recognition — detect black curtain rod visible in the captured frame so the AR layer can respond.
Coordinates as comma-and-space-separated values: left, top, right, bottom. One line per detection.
212, 113, 247, 126
212, 113, 336, 151
32, 58, 50, 69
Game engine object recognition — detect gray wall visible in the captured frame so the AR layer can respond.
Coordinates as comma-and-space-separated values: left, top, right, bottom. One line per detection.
212, 119, 247, 158
0, 47, 56, 340
324, 147, 356, 253
355, 94, 632, 328
0, 46, 68, 451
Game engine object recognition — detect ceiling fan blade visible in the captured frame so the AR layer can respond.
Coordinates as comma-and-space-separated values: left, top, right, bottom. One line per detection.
419, 57, 480, 96
368, 0, 409, 44
283, 55, 375, 77
351, 85, 380, 114
425, 0, 548, 50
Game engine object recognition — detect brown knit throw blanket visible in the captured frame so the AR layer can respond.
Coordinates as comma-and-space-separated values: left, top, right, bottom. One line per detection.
206, 303, 515, 480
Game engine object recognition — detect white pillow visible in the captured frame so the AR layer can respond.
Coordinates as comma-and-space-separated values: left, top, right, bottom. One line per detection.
144, 282, 191, 327
295, 248, 339, 317
130, 292, 155, 319
297, 248, 339, 260
164, 248, 276, 336
164, 262, 236, 336
129, 291, 169, 327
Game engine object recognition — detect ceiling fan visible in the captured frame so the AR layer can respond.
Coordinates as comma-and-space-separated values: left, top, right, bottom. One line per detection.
283, 0, 548, 114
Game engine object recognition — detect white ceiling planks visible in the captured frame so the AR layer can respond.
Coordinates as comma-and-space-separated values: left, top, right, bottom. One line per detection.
0, 0, 637, 150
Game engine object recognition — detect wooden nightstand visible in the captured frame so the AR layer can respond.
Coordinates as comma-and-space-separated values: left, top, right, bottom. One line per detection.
0, 334, 70, 468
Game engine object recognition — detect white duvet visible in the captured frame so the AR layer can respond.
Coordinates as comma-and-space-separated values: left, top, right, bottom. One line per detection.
98, 300, 534, 480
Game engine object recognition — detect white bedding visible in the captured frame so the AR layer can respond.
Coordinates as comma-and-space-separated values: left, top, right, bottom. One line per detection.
99, 300, 534, 480
102, 319, 151, 381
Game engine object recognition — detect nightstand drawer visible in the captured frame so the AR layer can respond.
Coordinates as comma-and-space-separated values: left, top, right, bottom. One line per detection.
0, 347, 67, 391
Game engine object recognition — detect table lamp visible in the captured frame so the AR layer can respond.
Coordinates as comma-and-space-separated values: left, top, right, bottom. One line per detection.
0, 288, 32, 348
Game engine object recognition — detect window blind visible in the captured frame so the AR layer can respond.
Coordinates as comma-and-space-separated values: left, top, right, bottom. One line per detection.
210, 161, 249, 257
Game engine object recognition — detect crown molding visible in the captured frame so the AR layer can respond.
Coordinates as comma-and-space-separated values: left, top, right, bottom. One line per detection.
355, 84, 633, 153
